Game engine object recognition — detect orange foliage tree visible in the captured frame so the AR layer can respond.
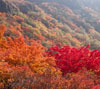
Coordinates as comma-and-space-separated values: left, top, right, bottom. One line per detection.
0, 25, 55, 73
0, 25, 57, 89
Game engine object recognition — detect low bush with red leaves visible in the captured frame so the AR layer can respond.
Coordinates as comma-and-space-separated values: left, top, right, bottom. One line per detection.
46, 45, 100, 75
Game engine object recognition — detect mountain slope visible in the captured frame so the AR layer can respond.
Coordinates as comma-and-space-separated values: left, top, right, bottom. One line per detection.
0, 0, 100, 49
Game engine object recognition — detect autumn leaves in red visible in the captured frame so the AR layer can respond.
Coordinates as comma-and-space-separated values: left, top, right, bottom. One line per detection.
47, 45, 100, 75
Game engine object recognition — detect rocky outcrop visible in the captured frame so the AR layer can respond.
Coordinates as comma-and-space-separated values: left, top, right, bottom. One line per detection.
0, 0, 36, 14
0, 0, 19, 13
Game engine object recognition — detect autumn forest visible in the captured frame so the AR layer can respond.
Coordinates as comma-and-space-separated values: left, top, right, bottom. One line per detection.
1, 0, 100, 89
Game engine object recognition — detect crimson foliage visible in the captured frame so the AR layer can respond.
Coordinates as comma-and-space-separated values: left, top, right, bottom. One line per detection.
46, 45, 100, 75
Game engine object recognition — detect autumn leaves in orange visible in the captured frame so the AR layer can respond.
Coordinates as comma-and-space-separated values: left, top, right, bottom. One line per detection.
0, 24, 57, 88
0, 24, 56, 72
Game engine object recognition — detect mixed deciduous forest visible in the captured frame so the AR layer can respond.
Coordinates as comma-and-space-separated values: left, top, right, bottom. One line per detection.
1, 0, 100, 89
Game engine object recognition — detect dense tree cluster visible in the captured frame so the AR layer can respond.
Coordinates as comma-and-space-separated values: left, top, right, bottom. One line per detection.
0, 25, 100, 89
1, 0, 100, 88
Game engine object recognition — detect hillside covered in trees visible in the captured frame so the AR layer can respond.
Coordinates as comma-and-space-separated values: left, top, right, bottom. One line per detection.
1, 0, 100, 89
1, 0, 100, 49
